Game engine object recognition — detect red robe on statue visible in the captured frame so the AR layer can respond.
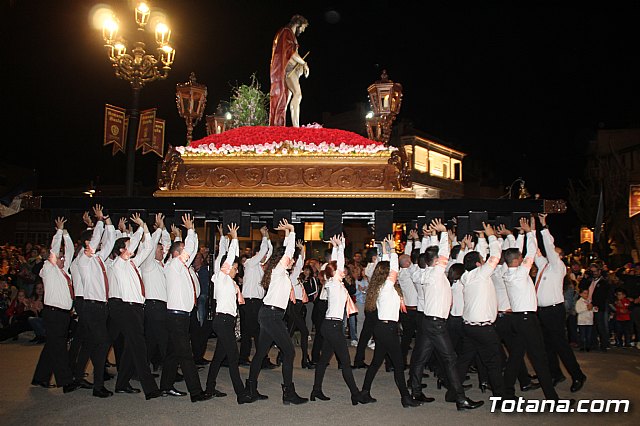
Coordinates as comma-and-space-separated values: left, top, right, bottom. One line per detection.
269, 27, 298, 126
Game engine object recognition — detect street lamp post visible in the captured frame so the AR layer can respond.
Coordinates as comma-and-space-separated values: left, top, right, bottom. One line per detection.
101, 2, 175, 196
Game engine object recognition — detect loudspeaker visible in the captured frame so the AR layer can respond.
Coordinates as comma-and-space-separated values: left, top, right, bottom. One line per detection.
456, 215, 470, 241
222, 209, 242, 233
293, 222, 305, 239
240, 215, 251, 238
374, 210, 394, 240
495, 215, 513, 229
424, 210, 445, 227
323, 210, 343, 240
173, 209, 193, 234
469, 211, 488, 233
272, 209, 292, 230
512, 212, 531, 228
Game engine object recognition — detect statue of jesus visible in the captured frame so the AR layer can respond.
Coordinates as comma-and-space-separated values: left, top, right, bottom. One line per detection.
269, 15, 309, 127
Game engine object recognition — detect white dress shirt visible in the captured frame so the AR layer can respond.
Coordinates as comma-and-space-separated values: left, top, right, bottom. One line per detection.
411, 265, 426, 312
492, 264, 511, 312
109, 228, 154, 304
41, 229, 74, 310
70, 256, 84, 298
325, 244, 349, 319
504, 231, 538, 312
450, 280, 464, 316
140, 228, 170, 302
398, 267, 418, 307
534, 228, 566, 307
242, 237, 270, 299
262, 231, 296, 310
214, 238, 239, 316
78, 221, 115, 302
460, 235, 501, 324
421, 232, 452, 319
376, 253, 401, 321
165, 229, 200, 312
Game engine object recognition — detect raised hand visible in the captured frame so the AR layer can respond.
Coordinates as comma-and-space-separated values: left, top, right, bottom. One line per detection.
296, 239, 304, 250
171, 223, 182, 239
217, 224, 224, 238
260, 226, 269, 237
82, 211, 94, 228
498, 224, 512, 236
182, 213, 194, 230
519, 217, 531, 233
482, 222, 495, 237
54, 217, 67, 230
93, 204, 104, 221
155, 213, 165, 230
538, 213, 548, 227
431, 218, 447, 233
118, 217, 127, 233
422, 224, 429, 238
130, 212, 144, 227
408, 229, 418, 240
227, 223, 239, 240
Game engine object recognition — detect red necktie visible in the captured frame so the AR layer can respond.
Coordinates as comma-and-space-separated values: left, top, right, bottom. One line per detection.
535, 263, 549, 293
130, 261, 145, 298
61, 269, 75, 300
184, 264, 197, 306
96, 256, 110, 298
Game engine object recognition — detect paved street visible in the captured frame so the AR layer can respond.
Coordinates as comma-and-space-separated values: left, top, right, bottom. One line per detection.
1, 333, 639, 426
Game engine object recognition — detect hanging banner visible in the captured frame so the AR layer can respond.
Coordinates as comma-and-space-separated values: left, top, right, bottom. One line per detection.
112, 117, 128, 156
630, 184, 640, 218
580, 227, 593, 245
136, 109, 156, 151
104, 104, 126, 147
144, 118, 165, 157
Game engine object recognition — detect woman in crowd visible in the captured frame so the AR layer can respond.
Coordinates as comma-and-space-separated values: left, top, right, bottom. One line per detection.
28, 282, 46, 343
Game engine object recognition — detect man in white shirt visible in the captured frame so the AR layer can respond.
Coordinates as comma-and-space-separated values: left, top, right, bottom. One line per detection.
534, 214, 586, 393
108, 213, 162, 400
502, 217, 559, 401
74, 205, 117, 397
452, 222, 506, 402
398, 251, 418, 369
31, 217, 79, 393
160, 214, 211, 403
239, 226, 271, 366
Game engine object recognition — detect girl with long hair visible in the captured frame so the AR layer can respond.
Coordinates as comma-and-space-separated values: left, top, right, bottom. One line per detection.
244, 220, 308, 405
310, 235, 368, 405
360, 236, 422, 408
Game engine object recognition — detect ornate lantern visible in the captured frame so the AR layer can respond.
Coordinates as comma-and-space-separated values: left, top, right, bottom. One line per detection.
176, 72, 208, 144
205, 105, 232, 135
366, 70, 403, 145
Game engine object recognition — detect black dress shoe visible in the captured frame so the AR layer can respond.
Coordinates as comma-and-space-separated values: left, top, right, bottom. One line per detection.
359, 390, 377, 403
412, 392, 435, 403
520, 381, 541, 392
31, 380, 56, 389
204, 389, 227, 398
115, 385, 141, 394
191, 392, 213, 403
93, 387, 114, 398
570, 376, 586, 393
63, 383, 80, 394
75, 379, 93, 389
400, 395, 423, 407
262, 359, 278, 370
456, 397, 484, 411
194, 358, 211, 366
162, 387, 187, 397
310, 389, 331, 401
145, 390, 163, 400
352, 362, 368, 369
552, 376, 566, 387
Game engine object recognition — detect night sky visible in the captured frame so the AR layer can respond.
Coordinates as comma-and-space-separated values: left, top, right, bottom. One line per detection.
5, 0, 640, 200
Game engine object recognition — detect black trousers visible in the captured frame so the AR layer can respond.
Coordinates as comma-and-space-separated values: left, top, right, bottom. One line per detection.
74, 301, 110, 390
455, 323, 505, 398
311, 299, 327, 362
32, 306, 74, 387
446, 315, 464, 354
399, 309, 418, 365
313, 319, 359, 395
144, 300, 168, 367
107, 298, 124, 368
288, 300, 309, 358
249, 306, 295, 386
410, 316, 465, 399
504, 312, 558, 400
161, 312, 204, 396
538, 304, 585, 381
110, 301, 159, 396
362, 321, 410, 398
239, 298, 262, 362
494, 313, 532, 386
593, 310, 610, 350
206, 314, 244, 395
353, 309, 377, 364
68, 297, 85, 372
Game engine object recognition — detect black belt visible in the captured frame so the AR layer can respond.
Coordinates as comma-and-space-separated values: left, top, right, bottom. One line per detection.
464, 321, 494, 326
512, 311, 537, 315
539, 302, 563, 309
325, 317, 342, 322
497, 312, 512, 318
44, 305, 70, 313
265, 305, 285, 313
168, 309, 190, 317
425, 316, 446, 322
380, 320, 397, 324
244, 298, 262, 301
145, 299, 166, 304
75, 296, 84, 300
85, 299, 107, 305
405, 306, 417, 311
123, 301, 144, 306
108, 298, 122, 303
216, 313, 236, 318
